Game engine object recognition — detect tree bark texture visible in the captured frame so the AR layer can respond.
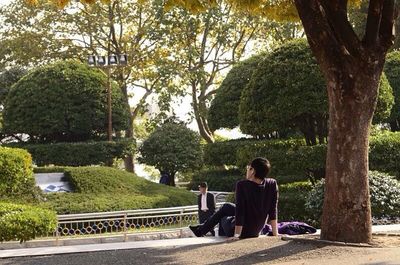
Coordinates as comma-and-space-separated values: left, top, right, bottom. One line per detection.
192, 83, 215, 143
294, 0, 396, 243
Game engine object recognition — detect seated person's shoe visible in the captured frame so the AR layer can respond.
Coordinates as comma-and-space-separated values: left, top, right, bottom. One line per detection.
189, 225, 203, 237
210, 230, 215, 236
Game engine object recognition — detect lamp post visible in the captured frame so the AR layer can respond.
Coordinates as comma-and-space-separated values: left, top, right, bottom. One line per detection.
87, 54, 128, 141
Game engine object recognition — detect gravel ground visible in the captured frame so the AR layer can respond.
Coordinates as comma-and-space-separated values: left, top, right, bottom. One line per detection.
0, 236, 399, 265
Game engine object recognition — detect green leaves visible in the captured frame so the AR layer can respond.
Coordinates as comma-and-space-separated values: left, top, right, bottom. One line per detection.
42, 166, 197, 214
0, 147, 35, 197
0, 202, 57, 243
3, 60, 130, 142
139, 122, 203, 176
8, 140, 135, 166
306, 171, 400, 221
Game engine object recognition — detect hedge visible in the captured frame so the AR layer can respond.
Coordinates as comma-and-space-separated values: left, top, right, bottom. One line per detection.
203, 138, 305, 167
0, 147, 36, 197
41, 167, 197, 214
204, 132, 400, 180
278, 181, 313, 223
369, 132, 400, 178
188, 168, 243, 192
7, 140, 135, 167
0, 202, 57, 242
203, 139, 252, 166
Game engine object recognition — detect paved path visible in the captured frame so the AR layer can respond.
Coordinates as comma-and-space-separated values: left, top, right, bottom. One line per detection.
0, 224, 399, 264
0, 237, 399, 265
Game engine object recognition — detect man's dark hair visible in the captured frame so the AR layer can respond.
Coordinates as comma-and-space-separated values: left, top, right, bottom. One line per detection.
250, 157, 271, 179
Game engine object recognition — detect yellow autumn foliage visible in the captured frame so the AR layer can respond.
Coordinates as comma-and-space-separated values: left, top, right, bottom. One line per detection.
26, 0, 362, 18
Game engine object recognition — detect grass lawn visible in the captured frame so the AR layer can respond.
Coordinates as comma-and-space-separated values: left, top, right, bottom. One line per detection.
35, 167, 197, 214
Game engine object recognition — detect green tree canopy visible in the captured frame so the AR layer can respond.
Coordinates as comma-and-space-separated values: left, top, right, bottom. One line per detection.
0, 67, 27, 106
239, 39, 393, 144
138, 121, 203, 186
384, 51, 400, 131
208, 53, 266, 131
3, 60, 130, 143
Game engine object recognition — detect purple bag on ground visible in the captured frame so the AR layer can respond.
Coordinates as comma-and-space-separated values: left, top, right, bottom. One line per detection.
261, 221, 317, 236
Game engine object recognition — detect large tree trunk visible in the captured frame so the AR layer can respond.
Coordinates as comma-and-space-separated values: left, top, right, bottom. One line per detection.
321, 71, 380, 243
294, 0, 396, 243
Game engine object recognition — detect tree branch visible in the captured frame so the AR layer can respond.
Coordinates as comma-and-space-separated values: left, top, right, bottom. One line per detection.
364, 0, 384, 48
319, 0, 361, 57
294, 0, 345, 69
379, 0, 396, 49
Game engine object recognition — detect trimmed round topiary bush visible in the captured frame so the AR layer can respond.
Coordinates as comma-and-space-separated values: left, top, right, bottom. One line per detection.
305, 171, 400, 224
139, 121, 203, 186
0, 202, 57, 242
239, 39, 393, 144
0, 147, 35, 197
3, 60, 130, 142
208, 54, 266, 131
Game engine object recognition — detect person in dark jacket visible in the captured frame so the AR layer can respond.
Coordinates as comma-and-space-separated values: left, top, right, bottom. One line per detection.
198, 182, 216, 223
197, 182, 216, 235
189, 157, 278, 240
159, 171, 170, 185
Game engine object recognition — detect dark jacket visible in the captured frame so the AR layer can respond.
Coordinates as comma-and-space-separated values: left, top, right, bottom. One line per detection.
197, 192, 216, 213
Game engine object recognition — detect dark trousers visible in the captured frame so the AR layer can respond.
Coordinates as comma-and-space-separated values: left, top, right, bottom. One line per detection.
199, 210, 214, 224
199, 203, 236, 237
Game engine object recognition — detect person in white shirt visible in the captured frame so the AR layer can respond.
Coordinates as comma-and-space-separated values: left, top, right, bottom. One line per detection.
197, 182, 216, 235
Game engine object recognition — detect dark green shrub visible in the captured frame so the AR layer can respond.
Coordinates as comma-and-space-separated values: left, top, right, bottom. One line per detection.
189, 169, 243, 192
369, 132, 400, 179
139, 122, 203, 186
0, 147, 35, 196
205, 132, 400, 182
236, 139, 325, 177
305, 171, 400, 224
384, 51, 400, 131
0, 202, 57, 242
33, 166, 67, 173
3, 60, 130, 142
203, 139, 254, 166
208, 54, 266, 131
0, 67, 27, 105
8, 140, 135, 166
273, 175, 311, 185
278, 181, 313, 223
41, 167, 197, 214
239, 39, 392, 144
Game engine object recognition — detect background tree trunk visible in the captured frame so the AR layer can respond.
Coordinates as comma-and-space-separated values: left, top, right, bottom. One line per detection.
168, 172, 176, 187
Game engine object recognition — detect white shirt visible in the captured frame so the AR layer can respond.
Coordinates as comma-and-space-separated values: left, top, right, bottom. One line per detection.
201, 193, 209, 211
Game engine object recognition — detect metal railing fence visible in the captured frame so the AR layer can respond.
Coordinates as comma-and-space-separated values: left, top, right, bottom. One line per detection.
51, 202, 226, 241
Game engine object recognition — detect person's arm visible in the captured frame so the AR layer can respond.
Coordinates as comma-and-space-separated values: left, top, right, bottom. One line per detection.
269, 219, 278, 236
228, 182, 245, 240
267, 181, 279, 236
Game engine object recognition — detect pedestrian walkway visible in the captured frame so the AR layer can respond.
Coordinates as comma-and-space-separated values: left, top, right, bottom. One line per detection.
0, 237, 225, 258
0, 224, 398, 259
